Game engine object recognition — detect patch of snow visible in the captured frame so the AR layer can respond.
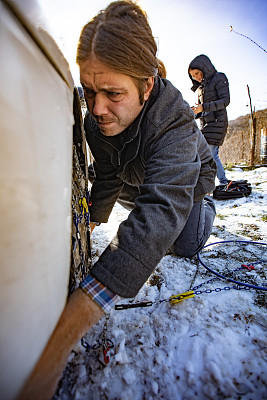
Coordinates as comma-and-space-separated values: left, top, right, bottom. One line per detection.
55, 167, 267, 400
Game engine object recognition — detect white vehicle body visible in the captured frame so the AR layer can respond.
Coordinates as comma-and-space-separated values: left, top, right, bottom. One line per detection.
0, 1, 74, 398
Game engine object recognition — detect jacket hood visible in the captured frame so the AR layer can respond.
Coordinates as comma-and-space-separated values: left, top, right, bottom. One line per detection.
188, 54, 217, 92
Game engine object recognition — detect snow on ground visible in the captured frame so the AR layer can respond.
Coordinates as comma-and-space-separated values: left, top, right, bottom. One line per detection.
54, 167, 267, 400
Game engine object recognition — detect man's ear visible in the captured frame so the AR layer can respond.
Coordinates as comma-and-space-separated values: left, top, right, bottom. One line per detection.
144, 76, 154, 101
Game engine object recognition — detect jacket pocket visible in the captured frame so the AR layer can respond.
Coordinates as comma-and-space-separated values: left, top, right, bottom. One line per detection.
203, 111, 216, 123
117, 156, 145, 186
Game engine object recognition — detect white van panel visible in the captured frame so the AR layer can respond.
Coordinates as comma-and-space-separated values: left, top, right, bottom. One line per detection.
0, 3, 73, 399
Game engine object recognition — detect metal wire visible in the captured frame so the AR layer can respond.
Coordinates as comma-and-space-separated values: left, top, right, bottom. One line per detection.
197, 240, 267, 291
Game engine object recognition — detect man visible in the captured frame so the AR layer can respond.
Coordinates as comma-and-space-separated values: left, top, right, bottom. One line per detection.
19, 2, 216, 399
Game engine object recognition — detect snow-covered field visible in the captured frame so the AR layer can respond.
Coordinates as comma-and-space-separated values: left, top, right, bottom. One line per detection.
55, 167, 267, 400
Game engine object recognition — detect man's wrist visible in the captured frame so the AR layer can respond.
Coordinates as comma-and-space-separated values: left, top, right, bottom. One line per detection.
80, 274, 121, 313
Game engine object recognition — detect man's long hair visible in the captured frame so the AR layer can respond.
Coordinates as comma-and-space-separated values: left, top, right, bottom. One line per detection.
76, 0, 166, 103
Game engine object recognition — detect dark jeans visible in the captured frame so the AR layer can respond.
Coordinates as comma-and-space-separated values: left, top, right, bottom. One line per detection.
170, 196, 215, 257
118, 184, 216, 258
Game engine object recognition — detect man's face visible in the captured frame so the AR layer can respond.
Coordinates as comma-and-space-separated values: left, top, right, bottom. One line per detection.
80, 57, 153, 136
189, 69, 203, 82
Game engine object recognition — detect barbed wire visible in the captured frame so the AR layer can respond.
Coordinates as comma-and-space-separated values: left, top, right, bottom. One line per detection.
230, 26, 267, 54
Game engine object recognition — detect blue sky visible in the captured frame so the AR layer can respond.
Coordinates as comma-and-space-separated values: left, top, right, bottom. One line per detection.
38, 0, 267, 121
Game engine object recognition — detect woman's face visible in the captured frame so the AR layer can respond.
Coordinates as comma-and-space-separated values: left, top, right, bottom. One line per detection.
189, 69, 203, 82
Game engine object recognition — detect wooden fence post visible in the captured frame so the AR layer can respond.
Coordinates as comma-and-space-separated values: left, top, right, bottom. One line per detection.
247, 85, 256, 166
260, 127, 267, 165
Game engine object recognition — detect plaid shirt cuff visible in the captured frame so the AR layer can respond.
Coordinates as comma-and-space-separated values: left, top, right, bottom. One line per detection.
80, 274, 121, 313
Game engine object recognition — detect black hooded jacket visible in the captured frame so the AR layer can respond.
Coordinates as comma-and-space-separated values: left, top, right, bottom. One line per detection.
188, 54, 230, 146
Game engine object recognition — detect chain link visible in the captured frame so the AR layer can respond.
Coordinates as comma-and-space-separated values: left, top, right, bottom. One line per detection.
73, 145, 88, 192
71, 145, 92, 288
81, 314, 114, 364
194, 285, 251, 296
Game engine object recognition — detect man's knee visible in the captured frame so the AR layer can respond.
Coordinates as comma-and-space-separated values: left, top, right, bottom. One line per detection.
203, 195, 216, 228
170, 196, 216, 258
170, 242, 202, 258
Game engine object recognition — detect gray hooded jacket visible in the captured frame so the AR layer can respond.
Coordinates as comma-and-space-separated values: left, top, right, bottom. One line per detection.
189, 54, 230, 146
85, 77, 216, 297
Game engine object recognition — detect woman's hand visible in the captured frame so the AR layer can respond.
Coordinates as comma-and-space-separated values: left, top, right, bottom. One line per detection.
191, 103, 203, 114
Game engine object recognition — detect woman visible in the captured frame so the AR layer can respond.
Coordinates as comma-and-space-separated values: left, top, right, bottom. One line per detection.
189, 54, 230, 185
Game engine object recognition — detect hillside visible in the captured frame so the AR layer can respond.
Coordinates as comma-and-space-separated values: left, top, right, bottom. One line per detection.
220, 108, 267, 165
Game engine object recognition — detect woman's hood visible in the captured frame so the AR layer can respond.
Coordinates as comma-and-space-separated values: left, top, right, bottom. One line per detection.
188, 54, 217, 91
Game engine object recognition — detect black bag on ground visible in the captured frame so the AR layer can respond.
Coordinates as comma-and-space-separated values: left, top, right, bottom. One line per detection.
213, 180, 252, 200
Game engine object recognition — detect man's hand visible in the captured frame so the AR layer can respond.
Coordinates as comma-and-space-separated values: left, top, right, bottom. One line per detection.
90, 222, 97, 233
191, 103, 203, 115
18, 288, 104, 400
